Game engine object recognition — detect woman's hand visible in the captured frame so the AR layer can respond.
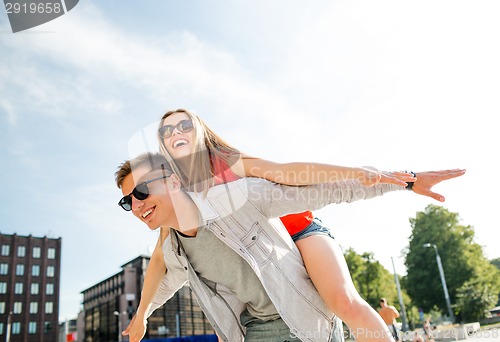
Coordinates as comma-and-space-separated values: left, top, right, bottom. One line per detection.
122, 314, 147, 342
410, 169, 466, 202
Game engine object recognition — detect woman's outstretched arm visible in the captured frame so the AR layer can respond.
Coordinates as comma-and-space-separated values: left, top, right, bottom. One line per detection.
239, 155, 414, 187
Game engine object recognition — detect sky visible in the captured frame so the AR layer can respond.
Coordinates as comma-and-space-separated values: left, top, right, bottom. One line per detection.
1, 0, 499, 322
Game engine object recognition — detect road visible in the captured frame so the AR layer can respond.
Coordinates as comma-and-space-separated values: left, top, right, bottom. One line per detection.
464, 328, 499, 342
346, 327, 499, 342
398, 327, 499, 342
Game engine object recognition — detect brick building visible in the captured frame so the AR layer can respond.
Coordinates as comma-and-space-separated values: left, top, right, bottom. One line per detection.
0, 233, 62, 342
81, 255, 214, 342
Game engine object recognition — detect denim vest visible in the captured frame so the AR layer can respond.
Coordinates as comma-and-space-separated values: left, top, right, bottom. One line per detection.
149, 178, 403, 341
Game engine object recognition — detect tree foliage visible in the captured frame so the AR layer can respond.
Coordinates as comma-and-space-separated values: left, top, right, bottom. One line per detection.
455, 279, 499, 322
491, 258, 500, 271
345, 248, 425, 330
344, 248, 397, 309
403, 205, 500, 322
491, 258, 500, 306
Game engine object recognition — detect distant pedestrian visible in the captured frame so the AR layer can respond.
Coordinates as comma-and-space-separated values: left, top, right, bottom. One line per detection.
423, 320, 434, 342
378, 298, 400, 341
412, 332, 424, 342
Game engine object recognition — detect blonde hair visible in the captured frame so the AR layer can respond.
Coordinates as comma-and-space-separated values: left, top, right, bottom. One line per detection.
115, 152, 172, 188
158, 109, 240, 193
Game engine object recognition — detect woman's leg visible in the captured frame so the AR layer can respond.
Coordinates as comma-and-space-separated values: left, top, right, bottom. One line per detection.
295, 233, 395, 342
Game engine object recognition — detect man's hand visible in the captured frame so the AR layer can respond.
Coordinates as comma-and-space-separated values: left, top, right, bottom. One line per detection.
411, 169, 466, 202
122, 314, 147, 342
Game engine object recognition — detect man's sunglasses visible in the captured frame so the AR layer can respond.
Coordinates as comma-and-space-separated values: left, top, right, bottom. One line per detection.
158, 119, 194, 139
118, 175, 168, 211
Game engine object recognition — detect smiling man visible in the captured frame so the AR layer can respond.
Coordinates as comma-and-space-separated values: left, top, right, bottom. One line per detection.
115, 152, 465, 342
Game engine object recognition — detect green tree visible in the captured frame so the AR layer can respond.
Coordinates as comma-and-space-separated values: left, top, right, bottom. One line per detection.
491, 258, 500, 271
345, 248, 423, 330
404, 205, 500, 322
344, 248, 397, 309
492, 258, 500, 305
454, 250, 500, 321
455, 278, 498, 322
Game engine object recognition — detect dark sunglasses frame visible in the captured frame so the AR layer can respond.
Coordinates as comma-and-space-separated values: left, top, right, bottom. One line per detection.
118, 175, 168, 211
158, 119, 194, 139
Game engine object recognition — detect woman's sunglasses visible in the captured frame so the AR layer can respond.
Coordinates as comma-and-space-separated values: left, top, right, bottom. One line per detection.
118, 175, 168, 211
158, 119, 194, 139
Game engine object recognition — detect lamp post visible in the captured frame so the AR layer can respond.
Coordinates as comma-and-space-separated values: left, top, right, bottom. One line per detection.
391, 257, 408, 331
5, 311, 12, 342
114, 311, 123, 342
423, 243, 455, 323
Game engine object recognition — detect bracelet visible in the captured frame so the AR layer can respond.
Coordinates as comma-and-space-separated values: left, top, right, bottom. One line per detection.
405, 171, 416, 190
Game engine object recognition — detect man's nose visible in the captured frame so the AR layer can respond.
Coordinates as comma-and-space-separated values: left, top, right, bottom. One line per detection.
131, 197, 144, 211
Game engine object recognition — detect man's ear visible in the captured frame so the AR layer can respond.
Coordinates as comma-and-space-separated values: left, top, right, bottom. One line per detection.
168, 174, 182, 193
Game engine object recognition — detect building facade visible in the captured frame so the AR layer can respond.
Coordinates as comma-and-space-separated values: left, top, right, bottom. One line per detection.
81, 255, 214, 342
0, 233, 62, 342
58, 318, 78, 342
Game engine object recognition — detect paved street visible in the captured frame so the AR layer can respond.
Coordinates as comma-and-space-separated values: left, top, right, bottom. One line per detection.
346, 326, 500, 342
464, 328, 499, 342
395, 327, 499, 342
403, 328, 500, 342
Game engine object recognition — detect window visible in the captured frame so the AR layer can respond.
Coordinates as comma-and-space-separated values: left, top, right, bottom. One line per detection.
30, 302, 38, 314
17, 246, 26, 257
1, 245, 9, 256
45, 302, 53, 314
46, 266, 54, 277
14, 283, 23, 294
44, 321, 52, 333
16, 264, 24, 276
46, 283, 54, 295
0, 263, 8, 275
13, 302, 22, 314
0, 302, 5, 314
32, 265, 40, 276
31, 283, 39, 295
0, 282, 6, 294
33, 247, 41, 258
12, 322, 21, 334
0, 322, 3, 335
47, 248, 56, 259
28, 322, 37, 334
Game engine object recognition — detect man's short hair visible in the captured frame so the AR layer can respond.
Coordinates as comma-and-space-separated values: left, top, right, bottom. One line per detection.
115, 152, 172, 188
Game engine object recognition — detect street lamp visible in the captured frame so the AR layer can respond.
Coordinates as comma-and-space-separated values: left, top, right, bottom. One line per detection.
391, 257, 408, 331
423, 243, 455, 323
6, 311, 13, 342
114, 311, 123, 342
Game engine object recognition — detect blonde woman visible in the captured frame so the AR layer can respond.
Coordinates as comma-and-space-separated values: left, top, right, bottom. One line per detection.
155, 109, 450, 342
